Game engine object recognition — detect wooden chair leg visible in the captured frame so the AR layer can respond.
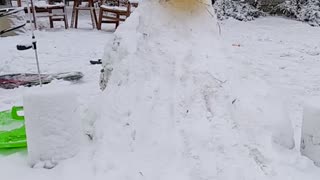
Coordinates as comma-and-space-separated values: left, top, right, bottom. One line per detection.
63, 7, 69, 29
89, 7, 95, 29
97, 9, 103, 30
93, 7, 98, 27
70, 1, 77, 28
48, 10, 54, 28
75, 9, 79, 28
115, 13, 119, 29
64, 15, 68, 29
30, 1, 37, 29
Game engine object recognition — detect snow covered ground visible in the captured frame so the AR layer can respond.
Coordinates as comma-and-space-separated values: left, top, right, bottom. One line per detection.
1, 2, 320, 179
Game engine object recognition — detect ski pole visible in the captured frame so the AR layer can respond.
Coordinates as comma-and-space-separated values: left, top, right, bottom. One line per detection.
16, 0, 42, 86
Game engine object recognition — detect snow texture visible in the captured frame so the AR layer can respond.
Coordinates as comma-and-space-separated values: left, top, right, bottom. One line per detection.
269, 94, 295, 149
23, 87, 81, 169
97, 0, 227, 179
301, 97, 320, 166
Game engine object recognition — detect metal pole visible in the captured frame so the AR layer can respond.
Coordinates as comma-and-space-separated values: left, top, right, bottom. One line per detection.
30, 0, 37, 29
26, 0, 42, 86
33, 40, 42, 86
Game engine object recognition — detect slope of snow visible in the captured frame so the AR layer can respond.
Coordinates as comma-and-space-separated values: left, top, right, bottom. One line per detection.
0, 1, 320, 180
94, 1, 228, 179
94, 1, 320, 179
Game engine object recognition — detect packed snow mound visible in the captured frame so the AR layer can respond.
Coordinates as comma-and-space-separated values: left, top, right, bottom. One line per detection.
89, 0, 320, 179
95, 0, 228, 179
100, 0, 219, 73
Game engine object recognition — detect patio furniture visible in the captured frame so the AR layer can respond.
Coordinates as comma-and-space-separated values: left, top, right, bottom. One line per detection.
70, 0, 98, 29
129, 0, 138, 7
17, 0, 68, 29
97, 0, 130, 30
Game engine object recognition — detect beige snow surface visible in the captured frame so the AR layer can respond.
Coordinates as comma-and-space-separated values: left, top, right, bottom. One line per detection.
0, 0, 320, 179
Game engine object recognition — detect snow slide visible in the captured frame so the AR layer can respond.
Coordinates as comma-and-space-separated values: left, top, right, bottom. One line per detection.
91, 0, 294, 179
94, 0, 234, 179
90, 0, 320, 179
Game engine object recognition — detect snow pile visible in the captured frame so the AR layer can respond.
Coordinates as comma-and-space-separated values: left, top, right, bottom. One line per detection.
23, 87, 81, 169
91, 0, 320, 179
301, 97, 320, 166
214, 0, 265, 21
94, 0, 229, 178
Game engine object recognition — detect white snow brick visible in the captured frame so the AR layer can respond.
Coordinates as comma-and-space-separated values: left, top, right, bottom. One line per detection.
23, 87, 81, 168
301, 97, 320, 166
271, 100, 295, 149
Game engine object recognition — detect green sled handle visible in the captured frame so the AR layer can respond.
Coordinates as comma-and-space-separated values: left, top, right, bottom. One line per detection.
0, 106, 26, 149
11, 106, 24, 120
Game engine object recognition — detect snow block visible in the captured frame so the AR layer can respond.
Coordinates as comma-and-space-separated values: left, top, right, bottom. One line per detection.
23, 87, 81, 168
301, 98, 320, 166
270, 99, 295, 149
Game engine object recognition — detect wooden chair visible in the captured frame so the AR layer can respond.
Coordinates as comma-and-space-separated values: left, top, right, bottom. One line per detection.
129, 0, 138, 8
38, 1, 68, 29
17, 0, 68, 29
70, 0, 98, 29
97, 0, 130, 30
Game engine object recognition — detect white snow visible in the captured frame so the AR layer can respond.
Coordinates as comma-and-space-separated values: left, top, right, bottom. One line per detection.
0, 1, 320, 180
129, 0, 139, 3
23, 87, 81, 168
100, 5, 128, 11
33, 1, 65, 8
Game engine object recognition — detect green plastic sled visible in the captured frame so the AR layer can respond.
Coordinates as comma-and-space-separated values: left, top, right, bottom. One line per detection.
0, 106, 27, 148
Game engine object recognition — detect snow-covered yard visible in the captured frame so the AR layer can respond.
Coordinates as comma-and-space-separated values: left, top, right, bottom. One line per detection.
1, 4, 320, 179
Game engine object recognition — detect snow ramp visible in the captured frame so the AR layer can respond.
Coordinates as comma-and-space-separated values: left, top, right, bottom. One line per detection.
91, 0, 320, 180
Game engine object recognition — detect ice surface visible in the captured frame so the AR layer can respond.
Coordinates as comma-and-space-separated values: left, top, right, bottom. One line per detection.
23, 87, 81, 168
